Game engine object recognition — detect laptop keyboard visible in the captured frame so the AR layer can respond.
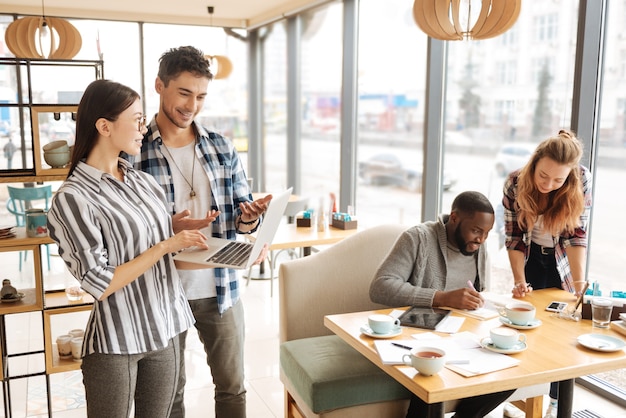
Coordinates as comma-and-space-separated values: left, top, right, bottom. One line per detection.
207, 241, 252, 266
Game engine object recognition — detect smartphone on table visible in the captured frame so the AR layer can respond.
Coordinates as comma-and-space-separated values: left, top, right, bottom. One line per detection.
546, 301, 568, 312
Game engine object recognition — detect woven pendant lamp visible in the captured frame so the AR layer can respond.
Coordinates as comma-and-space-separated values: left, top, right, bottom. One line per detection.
4, 15, 82, 59
413, 0, 521, 41
206, 55, 233, 79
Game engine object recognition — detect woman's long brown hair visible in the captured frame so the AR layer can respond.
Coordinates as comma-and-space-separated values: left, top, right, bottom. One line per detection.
68, 80, 139, 178
515, 130, 584, 236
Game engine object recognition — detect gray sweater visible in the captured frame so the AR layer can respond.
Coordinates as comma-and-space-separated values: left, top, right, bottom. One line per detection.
369, 215, 490, 308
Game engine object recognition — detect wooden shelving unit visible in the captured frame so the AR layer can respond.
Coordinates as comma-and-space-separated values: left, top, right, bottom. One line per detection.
0, 56, 102, 416
0, 231, 93, 416
43, 293, 93, 374
0, 57, 103, 184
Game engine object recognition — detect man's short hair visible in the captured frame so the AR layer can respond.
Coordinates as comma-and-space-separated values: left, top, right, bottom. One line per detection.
450, 191, 494, 216
158, 46, 214, 86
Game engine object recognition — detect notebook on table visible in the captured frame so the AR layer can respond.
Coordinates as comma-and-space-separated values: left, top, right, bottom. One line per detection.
174, 187, 292, 269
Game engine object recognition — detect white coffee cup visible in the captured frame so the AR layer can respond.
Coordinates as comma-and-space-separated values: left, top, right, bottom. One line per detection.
56, 335, 72, 358
368, 314, 400, 334
70, 337, 83, 361
402, 347, 446, 376
68, 328, 84, 338
498, 302, 536, 326
489, 326, 526, 349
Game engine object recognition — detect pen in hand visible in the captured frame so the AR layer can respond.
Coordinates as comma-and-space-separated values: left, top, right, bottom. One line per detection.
467, 280, 484, 307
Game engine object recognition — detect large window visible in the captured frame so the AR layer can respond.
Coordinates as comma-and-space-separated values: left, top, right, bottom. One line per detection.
298, 4, 343, 210
355, 0, 427, 227
263, 22, 288, 192
442, 0, 580, 291
587, 0, 626, 397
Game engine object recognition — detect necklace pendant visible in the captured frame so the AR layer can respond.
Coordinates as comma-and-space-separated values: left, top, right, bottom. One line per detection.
190, 190, 196, 198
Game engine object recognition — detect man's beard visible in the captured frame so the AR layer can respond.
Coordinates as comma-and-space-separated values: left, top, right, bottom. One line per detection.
454, 224, 479, 256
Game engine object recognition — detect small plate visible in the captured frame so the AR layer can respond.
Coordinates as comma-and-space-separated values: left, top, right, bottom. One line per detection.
360, 324, 402, 339
577, 334, 626, 352
480, 337, 527, 354
0, 292, 25, 303
499, 316, 542, 330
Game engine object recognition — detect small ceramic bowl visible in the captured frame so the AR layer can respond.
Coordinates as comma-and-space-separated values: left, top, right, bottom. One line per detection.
42, 140, 69, 153
43, 150, 70, 168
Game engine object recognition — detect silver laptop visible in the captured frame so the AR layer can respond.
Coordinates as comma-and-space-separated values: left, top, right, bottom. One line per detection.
174, 187, 292, 268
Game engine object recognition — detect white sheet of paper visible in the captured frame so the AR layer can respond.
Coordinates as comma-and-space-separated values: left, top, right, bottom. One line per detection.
435, 315, 465, 333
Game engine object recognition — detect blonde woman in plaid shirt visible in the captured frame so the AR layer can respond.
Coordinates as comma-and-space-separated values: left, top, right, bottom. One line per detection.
502, 129, 592, 417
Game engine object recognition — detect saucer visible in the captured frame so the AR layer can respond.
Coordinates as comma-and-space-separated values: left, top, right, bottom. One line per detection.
360, 324, 402, 339
577, 334, 626, 352
499, 316, 542, 330
480, 337, 527, 354
0, 292, 25, 303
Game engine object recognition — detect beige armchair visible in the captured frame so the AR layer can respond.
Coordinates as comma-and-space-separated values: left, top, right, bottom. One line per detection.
279, 224, 411, 418
279, 224, 547, 418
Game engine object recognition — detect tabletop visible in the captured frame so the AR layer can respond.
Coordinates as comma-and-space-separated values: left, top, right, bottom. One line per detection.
324, 288, 626, 405
249, 222, 361, 251
0, 227, 54, 248
251, 192, 304, 203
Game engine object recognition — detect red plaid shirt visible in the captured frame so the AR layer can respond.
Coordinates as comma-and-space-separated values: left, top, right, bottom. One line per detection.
502, 165, 592, 293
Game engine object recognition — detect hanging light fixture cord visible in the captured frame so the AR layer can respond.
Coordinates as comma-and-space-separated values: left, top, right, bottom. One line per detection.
207, 6, 214, 26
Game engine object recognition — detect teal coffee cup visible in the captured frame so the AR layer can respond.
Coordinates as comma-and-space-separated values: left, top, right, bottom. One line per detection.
26, 209, 48, 238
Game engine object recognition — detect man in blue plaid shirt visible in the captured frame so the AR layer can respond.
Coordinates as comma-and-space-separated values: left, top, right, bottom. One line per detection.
127, 46, 271, 418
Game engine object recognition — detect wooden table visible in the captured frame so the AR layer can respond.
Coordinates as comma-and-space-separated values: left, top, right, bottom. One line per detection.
324, 289, 626, 418
262, 222, 360, 255
247, 222, 361, 295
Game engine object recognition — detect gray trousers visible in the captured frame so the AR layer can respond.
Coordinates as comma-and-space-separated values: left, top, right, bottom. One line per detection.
170, 297, 246, 418
81, 336, 180, 418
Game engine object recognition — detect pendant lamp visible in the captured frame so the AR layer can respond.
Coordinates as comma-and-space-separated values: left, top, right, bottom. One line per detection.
206, 55, 233, 79
4, 0, 82, 60
413, 0, 521, 41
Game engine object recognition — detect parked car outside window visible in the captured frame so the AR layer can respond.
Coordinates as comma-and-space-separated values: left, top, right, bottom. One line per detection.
358, 153, 457, 192
494, 142, 536, 177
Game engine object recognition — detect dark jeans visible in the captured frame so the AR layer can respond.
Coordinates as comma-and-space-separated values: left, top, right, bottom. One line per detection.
525, 242, 562, 290
406, 390, 516, 418
169, 298, 246, 418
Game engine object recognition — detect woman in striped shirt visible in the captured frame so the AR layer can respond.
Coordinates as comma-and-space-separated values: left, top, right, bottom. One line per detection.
47, 79, 208, 418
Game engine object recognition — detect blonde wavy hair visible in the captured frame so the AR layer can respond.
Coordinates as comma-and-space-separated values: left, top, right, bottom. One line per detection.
515, 130, 584, 236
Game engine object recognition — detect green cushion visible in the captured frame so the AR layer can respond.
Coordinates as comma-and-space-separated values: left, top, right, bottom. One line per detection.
280, 335, 411, 413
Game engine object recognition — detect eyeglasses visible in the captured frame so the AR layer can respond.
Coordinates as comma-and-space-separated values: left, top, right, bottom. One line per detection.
137, 115, 147, 132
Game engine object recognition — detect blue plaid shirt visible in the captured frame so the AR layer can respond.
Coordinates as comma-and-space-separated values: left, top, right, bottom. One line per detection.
126, 117, 255, 314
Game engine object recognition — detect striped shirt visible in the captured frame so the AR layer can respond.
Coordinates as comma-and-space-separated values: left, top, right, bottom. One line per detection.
126, 118, 255, 314
502, 165, 593, 293
47, 159, 195, 355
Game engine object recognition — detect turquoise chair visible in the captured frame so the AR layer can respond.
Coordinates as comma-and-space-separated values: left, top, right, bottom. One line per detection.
6, 185, 52, 271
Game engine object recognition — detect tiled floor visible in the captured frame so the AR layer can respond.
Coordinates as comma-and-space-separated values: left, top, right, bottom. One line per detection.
1, 250, 626, 417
